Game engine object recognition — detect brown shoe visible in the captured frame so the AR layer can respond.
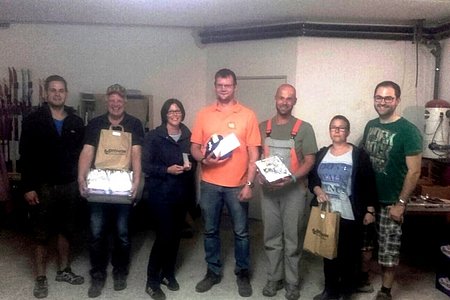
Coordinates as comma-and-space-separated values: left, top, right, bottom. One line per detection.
195, 269, 221, 293
88, 278, 105, 298
236, 269, 252, 297
262, 280, 284, 297
285, 284, 300, 300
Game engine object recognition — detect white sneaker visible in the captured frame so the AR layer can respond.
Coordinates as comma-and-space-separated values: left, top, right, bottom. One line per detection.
440, 245, 450, 259
438, 277, 450, 291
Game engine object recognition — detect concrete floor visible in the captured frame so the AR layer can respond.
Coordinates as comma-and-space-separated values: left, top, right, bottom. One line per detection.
0, 215, 447, 300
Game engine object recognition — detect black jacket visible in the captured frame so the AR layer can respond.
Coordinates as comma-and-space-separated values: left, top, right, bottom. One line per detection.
142, 123, 196, 204
308, 144, 377, 223
19, 103, 85, 192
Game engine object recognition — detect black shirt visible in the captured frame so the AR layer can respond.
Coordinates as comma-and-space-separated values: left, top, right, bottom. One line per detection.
84, 113, 144, 149
19, 104, 85, 191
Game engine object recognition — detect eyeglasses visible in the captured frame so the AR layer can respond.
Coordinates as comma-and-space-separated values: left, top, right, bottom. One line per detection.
374, 95, 396, 103
167, 110, 182, 116
329, 126, 347, 132
215, 84, 234, 89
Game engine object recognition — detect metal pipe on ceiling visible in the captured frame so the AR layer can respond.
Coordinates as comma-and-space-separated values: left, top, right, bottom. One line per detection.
199, 22, 449, 44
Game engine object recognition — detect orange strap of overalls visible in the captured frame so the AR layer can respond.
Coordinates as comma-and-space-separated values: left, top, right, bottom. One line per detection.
264, 118, 302, 172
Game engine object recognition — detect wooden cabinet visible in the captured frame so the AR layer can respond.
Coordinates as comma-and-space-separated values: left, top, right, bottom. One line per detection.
80, 93, 153, 130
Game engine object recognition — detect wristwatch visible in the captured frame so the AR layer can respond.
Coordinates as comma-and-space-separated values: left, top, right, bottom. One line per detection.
246, 181, 254, 188
398, 198, 408, 206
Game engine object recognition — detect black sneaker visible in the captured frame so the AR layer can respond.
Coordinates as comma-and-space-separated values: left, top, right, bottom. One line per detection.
113, 273, 127, 291
355, 279, 374, 293
262, 280, 284, 297
161, 276, 180, 291
195, 269, 221, 293
55, 267, 84, 285
88, 278, 105, 298
236, 269, 252, 297
146, 285, 166, 300
33, 276, 48, 299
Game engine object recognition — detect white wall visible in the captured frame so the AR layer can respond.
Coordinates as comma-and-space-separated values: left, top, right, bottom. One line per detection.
205, 38, 298, 102
0, 24, 207, 127
296, 37, 435, 147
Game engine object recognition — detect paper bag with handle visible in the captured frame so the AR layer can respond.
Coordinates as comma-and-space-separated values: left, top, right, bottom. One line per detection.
94, 125, 132, 171
303, 202, 340, 260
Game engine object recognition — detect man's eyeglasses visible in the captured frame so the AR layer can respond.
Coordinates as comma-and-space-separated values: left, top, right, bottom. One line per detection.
329, 126, 347, 132
215, 84, 234, 89
167, 110, 182, 116
374, 95, 396, 103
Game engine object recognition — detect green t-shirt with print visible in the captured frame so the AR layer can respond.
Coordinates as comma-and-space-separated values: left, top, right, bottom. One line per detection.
362, 117, 422, 205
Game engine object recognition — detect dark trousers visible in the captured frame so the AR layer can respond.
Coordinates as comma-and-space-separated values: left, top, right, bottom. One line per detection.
323, 218, 361, 296
89, 202, 132, 279
146, 200, 187, 287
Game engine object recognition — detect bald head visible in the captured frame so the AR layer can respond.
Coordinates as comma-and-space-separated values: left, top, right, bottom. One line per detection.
275, 84, 297, 117
276, 84, 296, 98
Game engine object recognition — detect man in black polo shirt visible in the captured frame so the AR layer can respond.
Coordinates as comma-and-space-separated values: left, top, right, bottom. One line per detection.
78, 84, 144, 298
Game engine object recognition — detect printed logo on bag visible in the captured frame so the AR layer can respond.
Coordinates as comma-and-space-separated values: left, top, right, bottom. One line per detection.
312, 228, 329, 240
104, 148, 127, 155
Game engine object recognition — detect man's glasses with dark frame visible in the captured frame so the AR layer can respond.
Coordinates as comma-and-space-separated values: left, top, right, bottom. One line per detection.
374, 95, 396, 103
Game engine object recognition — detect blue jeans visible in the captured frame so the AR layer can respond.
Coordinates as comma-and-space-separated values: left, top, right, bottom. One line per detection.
89, 202, 132, 279
199, 181, 250, 275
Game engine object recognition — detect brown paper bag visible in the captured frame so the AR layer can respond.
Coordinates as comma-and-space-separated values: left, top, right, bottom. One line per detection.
95, 125, 132, 171
303, 202, 340, 259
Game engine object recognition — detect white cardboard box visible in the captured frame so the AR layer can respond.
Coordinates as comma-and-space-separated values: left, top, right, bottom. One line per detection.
255, 156, 291, 183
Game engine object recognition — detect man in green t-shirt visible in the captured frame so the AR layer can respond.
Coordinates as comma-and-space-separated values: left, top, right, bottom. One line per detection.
361, 81, 422, 300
